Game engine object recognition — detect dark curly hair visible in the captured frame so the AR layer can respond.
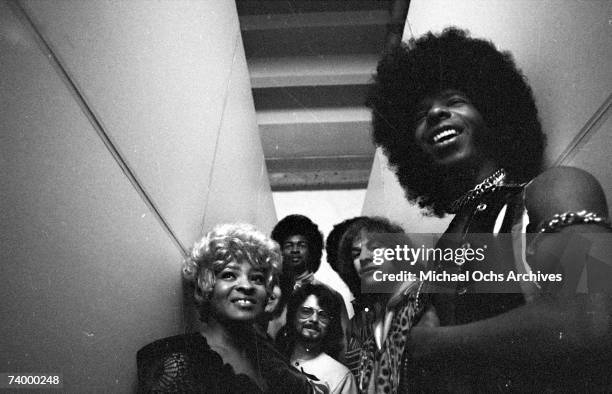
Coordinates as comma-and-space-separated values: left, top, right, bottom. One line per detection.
271, 215, 323, 273
368, 27, 545, 216
276, 283, 344, 361
325, 216, 368, 271
335, 217, 404, 299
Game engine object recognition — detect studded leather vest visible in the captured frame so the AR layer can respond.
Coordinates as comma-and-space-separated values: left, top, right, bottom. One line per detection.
432, 184, 531, 325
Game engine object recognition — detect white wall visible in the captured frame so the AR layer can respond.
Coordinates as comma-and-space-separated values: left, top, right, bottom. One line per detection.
273, 189, 366, 238
1, 1, 275, 392
363, 0, 611, 230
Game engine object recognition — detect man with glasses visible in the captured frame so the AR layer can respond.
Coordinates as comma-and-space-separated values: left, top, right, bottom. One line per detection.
276, 284, 357, 394
269, 215, 349, 354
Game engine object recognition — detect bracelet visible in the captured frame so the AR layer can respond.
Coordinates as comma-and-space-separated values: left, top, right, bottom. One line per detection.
538, 210, 612, 233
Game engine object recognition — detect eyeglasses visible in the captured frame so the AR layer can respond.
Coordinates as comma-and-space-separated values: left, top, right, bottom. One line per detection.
297, 306, 331, 323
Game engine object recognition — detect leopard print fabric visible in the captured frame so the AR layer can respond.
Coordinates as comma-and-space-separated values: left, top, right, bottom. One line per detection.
357, 286, 423, 393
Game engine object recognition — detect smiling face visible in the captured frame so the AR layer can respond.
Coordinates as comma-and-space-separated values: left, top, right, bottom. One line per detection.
209, 260, 268, 323
413, 89, 489, 168
294, 294, 330, 343
281, 234, 310, 274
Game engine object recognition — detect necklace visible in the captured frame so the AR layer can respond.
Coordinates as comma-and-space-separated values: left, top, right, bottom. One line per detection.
449, 168, 506, 214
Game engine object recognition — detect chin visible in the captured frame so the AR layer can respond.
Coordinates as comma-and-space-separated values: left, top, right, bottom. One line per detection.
432, 141, 482, 168
221, 306, 263, 322
432, 151, 468, 167
361, 279, 380, 294
228, 313, 258, 323
300, 332, 320, 341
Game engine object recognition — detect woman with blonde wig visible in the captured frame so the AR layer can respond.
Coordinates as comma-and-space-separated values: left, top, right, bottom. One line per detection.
137, 223, 327, 393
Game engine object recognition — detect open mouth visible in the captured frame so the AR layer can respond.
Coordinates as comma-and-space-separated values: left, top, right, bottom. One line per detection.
430, 126, 462, 146
231, 298, 256, 306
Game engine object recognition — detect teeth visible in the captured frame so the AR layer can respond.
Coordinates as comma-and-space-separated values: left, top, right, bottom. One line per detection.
433, 129, 459, 143
235, 299, 253, 305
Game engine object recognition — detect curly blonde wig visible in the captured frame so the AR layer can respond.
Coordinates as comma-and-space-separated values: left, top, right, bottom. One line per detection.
183, 223, 282, 318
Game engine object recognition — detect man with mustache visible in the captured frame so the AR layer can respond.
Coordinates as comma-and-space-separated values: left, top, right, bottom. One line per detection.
269, 215, 349, 350
277, 284, 357, 394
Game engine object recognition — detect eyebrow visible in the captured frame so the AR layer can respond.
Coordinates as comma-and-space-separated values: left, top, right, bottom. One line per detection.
419, 89, 467, 104
302, 305, 326, 312
221, 263, 264, 275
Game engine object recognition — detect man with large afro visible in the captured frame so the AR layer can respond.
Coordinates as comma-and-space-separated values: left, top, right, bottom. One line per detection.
367, 27, 612, 391
271, 214, 324, 284
369, 27, 544, 216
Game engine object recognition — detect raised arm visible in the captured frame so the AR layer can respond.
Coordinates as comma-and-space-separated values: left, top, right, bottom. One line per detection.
408, 167, 612, 389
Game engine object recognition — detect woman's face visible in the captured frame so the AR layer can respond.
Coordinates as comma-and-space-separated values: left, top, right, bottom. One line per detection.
209, 259, 268, 323
413, 89, 488, 168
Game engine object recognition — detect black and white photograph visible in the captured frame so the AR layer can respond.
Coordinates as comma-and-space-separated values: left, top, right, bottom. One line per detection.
2, 0, 611, 392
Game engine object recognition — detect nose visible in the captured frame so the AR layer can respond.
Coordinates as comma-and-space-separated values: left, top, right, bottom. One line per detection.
426, 103, 451, 124
360, 244, 373, 261
235, 275, 255, 294
359, 246, 373, 269
308, 311, 319, 322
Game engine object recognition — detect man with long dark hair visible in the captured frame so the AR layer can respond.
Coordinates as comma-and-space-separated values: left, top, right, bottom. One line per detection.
277, 284, 357, 394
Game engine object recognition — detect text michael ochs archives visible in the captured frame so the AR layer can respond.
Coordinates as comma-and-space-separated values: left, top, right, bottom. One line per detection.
369, 243, 563, 284
370, 270, 563, 283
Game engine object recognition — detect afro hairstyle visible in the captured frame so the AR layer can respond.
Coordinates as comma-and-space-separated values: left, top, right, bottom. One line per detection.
367, 27, 545, 216
271, 214, 323, 273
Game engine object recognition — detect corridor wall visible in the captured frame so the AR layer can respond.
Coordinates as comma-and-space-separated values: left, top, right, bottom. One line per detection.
363, 0, 611, 231
0, 1, 275, 392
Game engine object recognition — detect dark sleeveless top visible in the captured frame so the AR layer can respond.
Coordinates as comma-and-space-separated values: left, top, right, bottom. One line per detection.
431, 184, 528, 326
401, 185, 530, 392
137, 332, 316, 393
401, 185, 612, 392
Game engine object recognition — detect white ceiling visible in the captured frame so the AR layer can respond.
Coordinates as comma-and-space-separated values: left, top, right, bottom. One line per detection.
237, 0, 402, 190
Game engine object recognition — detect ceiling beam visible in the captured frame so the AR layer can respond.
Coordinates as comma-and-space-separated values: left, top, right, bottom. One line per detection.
267, 156, 373, 191
248, 54, 379, 88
